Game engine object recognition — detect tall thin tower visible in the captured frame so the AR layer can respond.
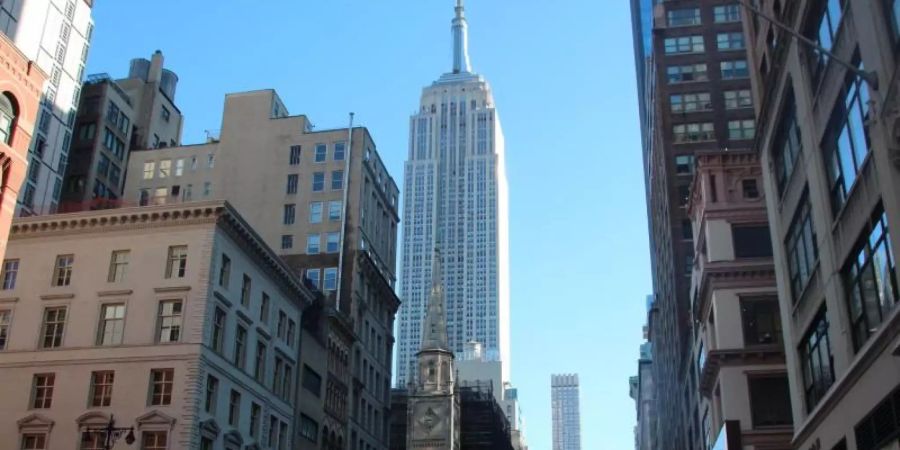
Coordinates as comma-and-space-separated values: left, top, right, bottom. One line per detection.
551, 374, 582, 450
397, 0, 510, 387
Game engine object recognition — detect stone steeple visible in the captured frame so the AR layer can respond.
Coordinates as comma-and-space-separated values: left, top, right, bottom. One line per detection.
421, 248, 450, 352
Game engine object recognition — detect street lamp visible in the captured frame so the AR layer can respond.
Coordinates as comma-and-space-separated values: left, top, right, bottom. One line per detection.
81, 415, 136, 450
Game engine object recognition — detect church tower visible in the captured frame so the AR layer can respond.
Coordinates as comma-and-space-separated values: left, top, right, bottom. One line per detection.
406, 249, 460, 450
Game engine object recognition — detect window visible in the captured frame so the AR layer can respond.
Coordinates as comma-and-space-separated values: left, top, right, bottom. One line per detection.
887, 0, 900, 42
741, 298, 782, 345
89, 371, 114, 407
673, 122, 714, 143
260, 293, 270, 324
713, 4, 741, 23
0, 310, 10, 350
326, 232, 341, 253
200, 437, 212, 450
205, 375, 218, 413
107, 250, 129, 283
229, 390, 241, 426
20, 434, 46, 450
306, 269, 321, 289
241, 274, 252, 307
774, 94, 803, 195
728, 119, 755, 140
312, 172, 325, 192
733, 225, 772, 258
854, 384, 900, 450
283, 204, 296, 225
157, 160, 171, 178
277, 311, 286, 340
174, 159, 184, 177
152, 187, 167, 206
273, 356, 284, 396
165, 246, 187, 279
786, 196, 818, 301
667, 8, 701, 26
289, 145, 301, 165
268, 416, 278, 448
315, 144, 327, 162
721, 60, 749, 79
141, 431, 167, 450
724, 90, 753, 109
302, 365, 322, 397
212, 307, 226, 353
748, 375, 793, 427
250, 403, 262, 438
742, 179, 760, 199
287, 320, 296, 348
824, 65, 871, 214
809, 0, 845, 81
667, 64, 708, 83
664, 35, 704, 54
31, 373, 54, 408
332, 170, 344, 190
149, 369, 174, 406
334, 142, 346, 161
97, 304, 125, 346
675, 155, 695, 175
52, 255, 74, 287
300, 414, 319, 442
670, 92, 711, 113
161, 105, 171, 122
219, 254, 231, 287
842, 208, 897, 350
286, 174, 298, 194
306, 234, 321, 254
309, 202, 323, 224
157, 300, 182, 343
2, 259, 19, 290
329, 200, 343, 221
207, 153, 215, 168
717, 32, 745, 50
281, 235, 293, 250
255, 341, 267, 382
799, 309, 835, 412
40, 307, 67, 349
97, 154, 110, 178
324, 268, 338, 291
234, 325, 247, 369
203, 182, 211, 197
0, 93, 15, 145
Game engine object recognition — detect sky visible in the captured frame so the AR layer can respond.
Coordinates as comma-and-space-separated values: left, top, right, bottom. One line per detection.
86, 1, 652, 449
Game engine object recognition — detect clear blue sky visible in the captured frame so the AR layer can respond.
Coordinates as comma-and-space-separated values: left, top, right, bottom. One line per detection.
87, 1, 651, 449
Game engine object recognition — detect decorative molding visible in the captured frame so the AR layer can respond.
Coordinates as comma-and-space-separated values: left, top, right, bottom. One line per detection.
199, 418, 220, 439
236, 309, 253, 324
40, 293, 74, 301
214, 291, 233, 308
98, 289, 133, 297
17, 413, 54, 432
75, 411, 111, 425
136, 410, 177, 429
0, 297, 19, 304
153, 286, 191, 294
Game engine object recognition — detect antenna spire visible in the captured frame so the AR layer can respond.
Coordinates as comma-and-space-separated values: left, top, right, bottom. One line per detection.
452, 0, 472, 73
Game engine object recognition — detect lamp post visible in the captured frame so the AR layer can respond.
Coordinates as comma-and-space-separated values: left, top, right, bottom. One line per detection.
81, 415, 136, 450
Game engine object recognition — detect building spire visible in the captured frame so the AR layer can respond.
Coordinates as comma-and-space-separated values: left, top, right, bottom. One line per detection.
452, 0, 472, 73
421, 248, 450, 351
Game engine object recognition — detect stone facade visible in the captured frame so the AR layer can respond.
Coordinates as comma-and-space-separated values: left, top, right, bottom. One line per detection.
0, 201, 314, 449
0, 31, 45, 261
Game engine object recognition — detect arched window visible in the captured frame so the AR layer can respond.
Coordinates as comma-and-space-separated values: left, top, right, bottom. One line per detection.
0, 93, 16, 145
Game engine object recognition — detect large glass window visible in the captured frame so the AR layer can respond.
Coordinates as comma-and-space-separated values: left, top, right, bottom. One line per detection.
96, 303, 125, 346
723, 90, 752, 109
799, 309, 835, 412
717, 32, 745, 50
670, 92, 711, 113
720, 60, 749, 79
149, 368, 174, 406
672, 123, 715, 143
786, 195, 818, 301
733, 225, 772, 258
774, 93, 803, 195
810, 0, 846, 82
824, 61, 871, 215
740, 297, 782, 345
40, 307, 67, 349
667, 8, 701, 26
842, 207, 897, 350
728, 119, 756, 140
664, 35, 705, 54
714, 4, 741, 23
667, 64, 708, 84
89, 370, 114, 407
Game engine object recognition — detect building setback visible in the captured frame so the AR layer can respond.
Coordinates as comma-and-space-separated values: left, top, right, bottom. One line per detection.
60, 51, 184, 212
630, 1, 758, 448
0, 31, 46, 261
551, 374, 581, 450
745, 1, 900, 449
0, 0, 95, 216
397, 0, 511, 390
0, 201, 314, 449
122, 89, 401, 450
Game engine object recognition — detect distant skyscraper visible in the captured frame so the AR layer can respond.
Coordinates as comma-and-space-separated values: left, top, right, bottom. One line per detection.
397, 0, 510, 387
1, 0, 95, 215
551, 374, 581, 450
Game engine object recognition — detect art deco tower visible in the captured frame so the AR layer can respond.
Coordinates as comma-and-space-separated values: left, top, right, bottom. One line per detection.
397, 0, 510, 387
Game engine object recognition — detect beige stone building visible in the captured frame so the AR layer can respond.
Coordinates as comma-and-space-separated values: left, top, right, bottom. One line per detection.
744, 2, 900, 449
687, 152, 792, 449
123, 89, 401, 450
0, 201, 314, 449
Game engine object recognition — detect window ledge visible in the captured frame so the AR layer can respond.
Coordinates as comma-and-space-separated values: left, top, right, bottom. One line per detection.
40, 293, 74, 301
790, 261, 821, 315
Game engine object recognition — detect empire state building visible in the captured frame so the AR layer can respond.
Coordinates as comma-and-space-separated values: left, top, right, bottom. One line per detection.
397, 0, 510, 387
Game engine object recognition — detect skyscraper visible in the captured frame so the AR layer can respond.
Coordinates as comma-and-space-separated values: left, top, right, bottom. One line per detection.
397, 0, 510, 388
0, 0, 95, 215
551, 374, 581, 450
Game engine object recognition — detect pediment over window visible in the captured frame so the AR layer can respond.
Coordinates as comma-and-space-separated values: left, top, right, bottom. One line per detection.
224, 430, 243, 446
17, 413, 54, 432
136, 410, 177, 429
199, 418, 220, 439
75, 411, 111, 425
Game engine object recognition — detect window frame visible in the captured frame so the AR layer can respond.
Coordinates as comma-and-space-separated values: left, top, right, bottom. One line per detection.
799, 309, 835, 412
